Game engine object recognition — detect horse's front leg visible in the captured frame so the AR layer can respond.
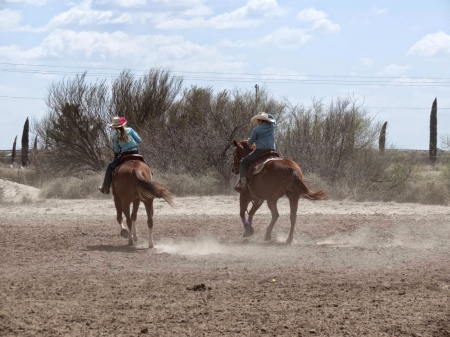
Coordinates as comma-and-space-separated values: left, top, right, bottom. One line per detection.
264, 199, 279, 241
143, 199, 154, 248
244, 198, 264, 237
239, 193, 257, 237
131, 199, 140, 243
114, 196, 128, 239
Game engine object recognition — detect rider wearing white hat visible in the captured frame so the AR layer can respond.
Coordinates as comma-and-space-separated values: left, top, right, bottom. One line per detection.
237, 112, 277, 191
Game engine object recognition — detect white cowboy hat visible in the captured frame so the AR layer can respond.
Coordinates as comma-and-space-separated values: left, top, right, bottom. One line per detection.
250, 112, 274, 125
109, 116, 127, 128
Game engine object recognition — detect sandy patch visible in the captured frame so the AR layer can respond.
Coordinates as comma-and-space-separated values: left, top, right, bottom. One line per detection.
0, 178, 42, 203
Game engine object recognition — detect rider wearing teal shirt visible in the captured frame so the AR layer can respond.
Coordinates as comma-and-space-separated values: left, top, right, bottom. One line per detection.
237, 112, 276, 191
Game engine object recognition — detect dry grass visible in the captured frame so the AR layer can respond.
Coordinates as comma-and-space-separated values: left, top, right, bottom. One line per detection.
1, 161, 449, 205
154, 170, 224, 196
0, 166, 40, 187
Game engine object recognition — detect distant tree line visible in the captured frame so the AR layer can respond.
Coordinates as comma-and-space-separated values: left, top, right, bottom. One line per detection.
7, 67, 436, 193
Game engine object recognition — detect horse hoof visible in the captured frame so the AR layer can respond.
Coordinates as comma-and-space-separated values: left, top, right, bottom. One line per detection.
243, 226, 254, 237
120, 229, 128, 239
264, 234, 271, 241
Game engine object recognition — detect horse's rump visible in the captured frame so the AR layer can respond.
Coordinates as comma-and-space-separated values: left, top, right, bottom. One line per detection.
252, 159, 327, 201
112, 161, 173, 206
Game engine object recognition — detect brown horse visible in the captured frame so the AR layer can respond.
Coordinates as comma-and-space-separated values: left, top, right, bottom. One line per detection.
232, 140, 327, 244
112, 157, 173, 247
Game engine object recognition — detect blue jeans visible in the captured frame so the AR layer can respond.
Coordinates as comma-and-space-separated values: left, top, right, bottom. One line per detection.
239, 149, 270, 179
102, 150, 139, 187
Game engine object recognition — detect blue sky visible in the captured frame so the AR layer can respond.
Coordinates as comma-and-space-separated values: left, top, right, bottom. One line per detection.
0, 0, 449, 150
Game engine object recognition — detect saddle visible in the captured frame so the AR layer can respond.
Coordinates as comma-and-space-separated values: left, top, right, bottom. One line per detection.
120, 154, 145, 164
246, 151, 281, 182
112, 154, 148, 181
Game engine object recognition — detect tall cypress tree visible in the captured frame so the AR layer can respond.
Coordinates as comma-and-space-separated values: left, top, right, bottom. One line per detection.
379, 121, 388, 154
21, 117, 29, 167
12, 136, 17, 164
31, 136, 38, 165
429, 98, 437, 163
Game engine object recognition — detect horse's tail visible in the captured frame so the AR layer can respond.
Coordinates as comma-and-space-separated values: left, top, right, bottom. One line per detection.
132, 169, 174, 207
289, 168, 328, 201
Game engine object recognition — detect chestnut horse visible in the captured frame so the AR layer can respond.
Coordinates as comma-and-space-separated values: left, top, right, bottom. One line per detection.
112, 157, 173, 247
232, 140, 327, 244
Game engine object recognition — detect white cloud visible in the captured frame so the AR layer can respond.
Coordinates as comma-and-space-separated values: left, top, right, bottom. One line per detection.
95, 0, 146, 7
0, 29, 242, 73
407, 31, 450, 57
297, 7, 327, 21
379, 64, 411, 77
296, 7, 340, 33
221, 27, 312, 49
0, 9, 22, 31
310, 19, 340, 33
360, 57, 374, 67
183, 4, 212, 16
2, 0, 47, 4
44, 1, 114, 28
259, 27, 313, 48
151, 0, 205, 6
155, 0, 285, 30
373, 7, 389, 15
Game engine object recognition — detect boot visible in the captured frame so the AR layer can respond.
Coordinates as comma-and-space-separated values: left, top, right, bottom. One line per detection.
98, 185, 110, 194
235, 179, 247, 192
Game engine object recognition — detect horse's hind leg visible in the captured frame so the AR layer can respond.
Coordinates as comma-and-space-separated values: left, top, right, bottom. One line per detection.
131, 199, 140, 243
143, 199, 154, 248
286, 193, 300, 244
114, 196, 128, 239
264, 199, 279, 241
122, 202, 134, 246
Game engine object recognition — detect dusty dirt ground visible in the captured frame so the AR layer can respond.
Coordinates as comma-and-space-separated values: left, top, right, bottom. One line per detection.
1, 179, 450, 336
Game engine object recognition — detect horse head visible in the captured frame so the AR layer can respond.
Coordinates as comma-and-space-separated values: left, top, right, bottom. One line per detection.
232, 140, 253, 174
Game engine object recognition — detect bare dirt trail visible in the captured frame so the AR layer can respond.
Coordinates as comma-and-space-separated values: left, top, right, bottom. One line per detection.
1, 190, 450, 336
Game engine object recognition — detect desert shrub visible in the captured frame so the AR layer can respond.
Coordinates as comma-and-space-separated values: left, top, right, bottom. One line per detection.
369, 162, 449, 205
419, 181, 449, 205
40, 173, 105, 199
279, 97, 381, 185
440, 164, 450, 188
154, 169, 223, 196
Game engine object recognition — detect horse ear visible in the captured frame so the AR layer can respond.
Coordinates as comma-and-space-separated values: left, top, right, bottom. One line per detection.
233, 140, 238, 147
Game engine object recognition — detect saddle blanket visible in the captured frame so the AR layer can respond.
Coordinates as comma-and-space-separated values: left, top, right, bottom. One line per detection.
253, 157, 282, 175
